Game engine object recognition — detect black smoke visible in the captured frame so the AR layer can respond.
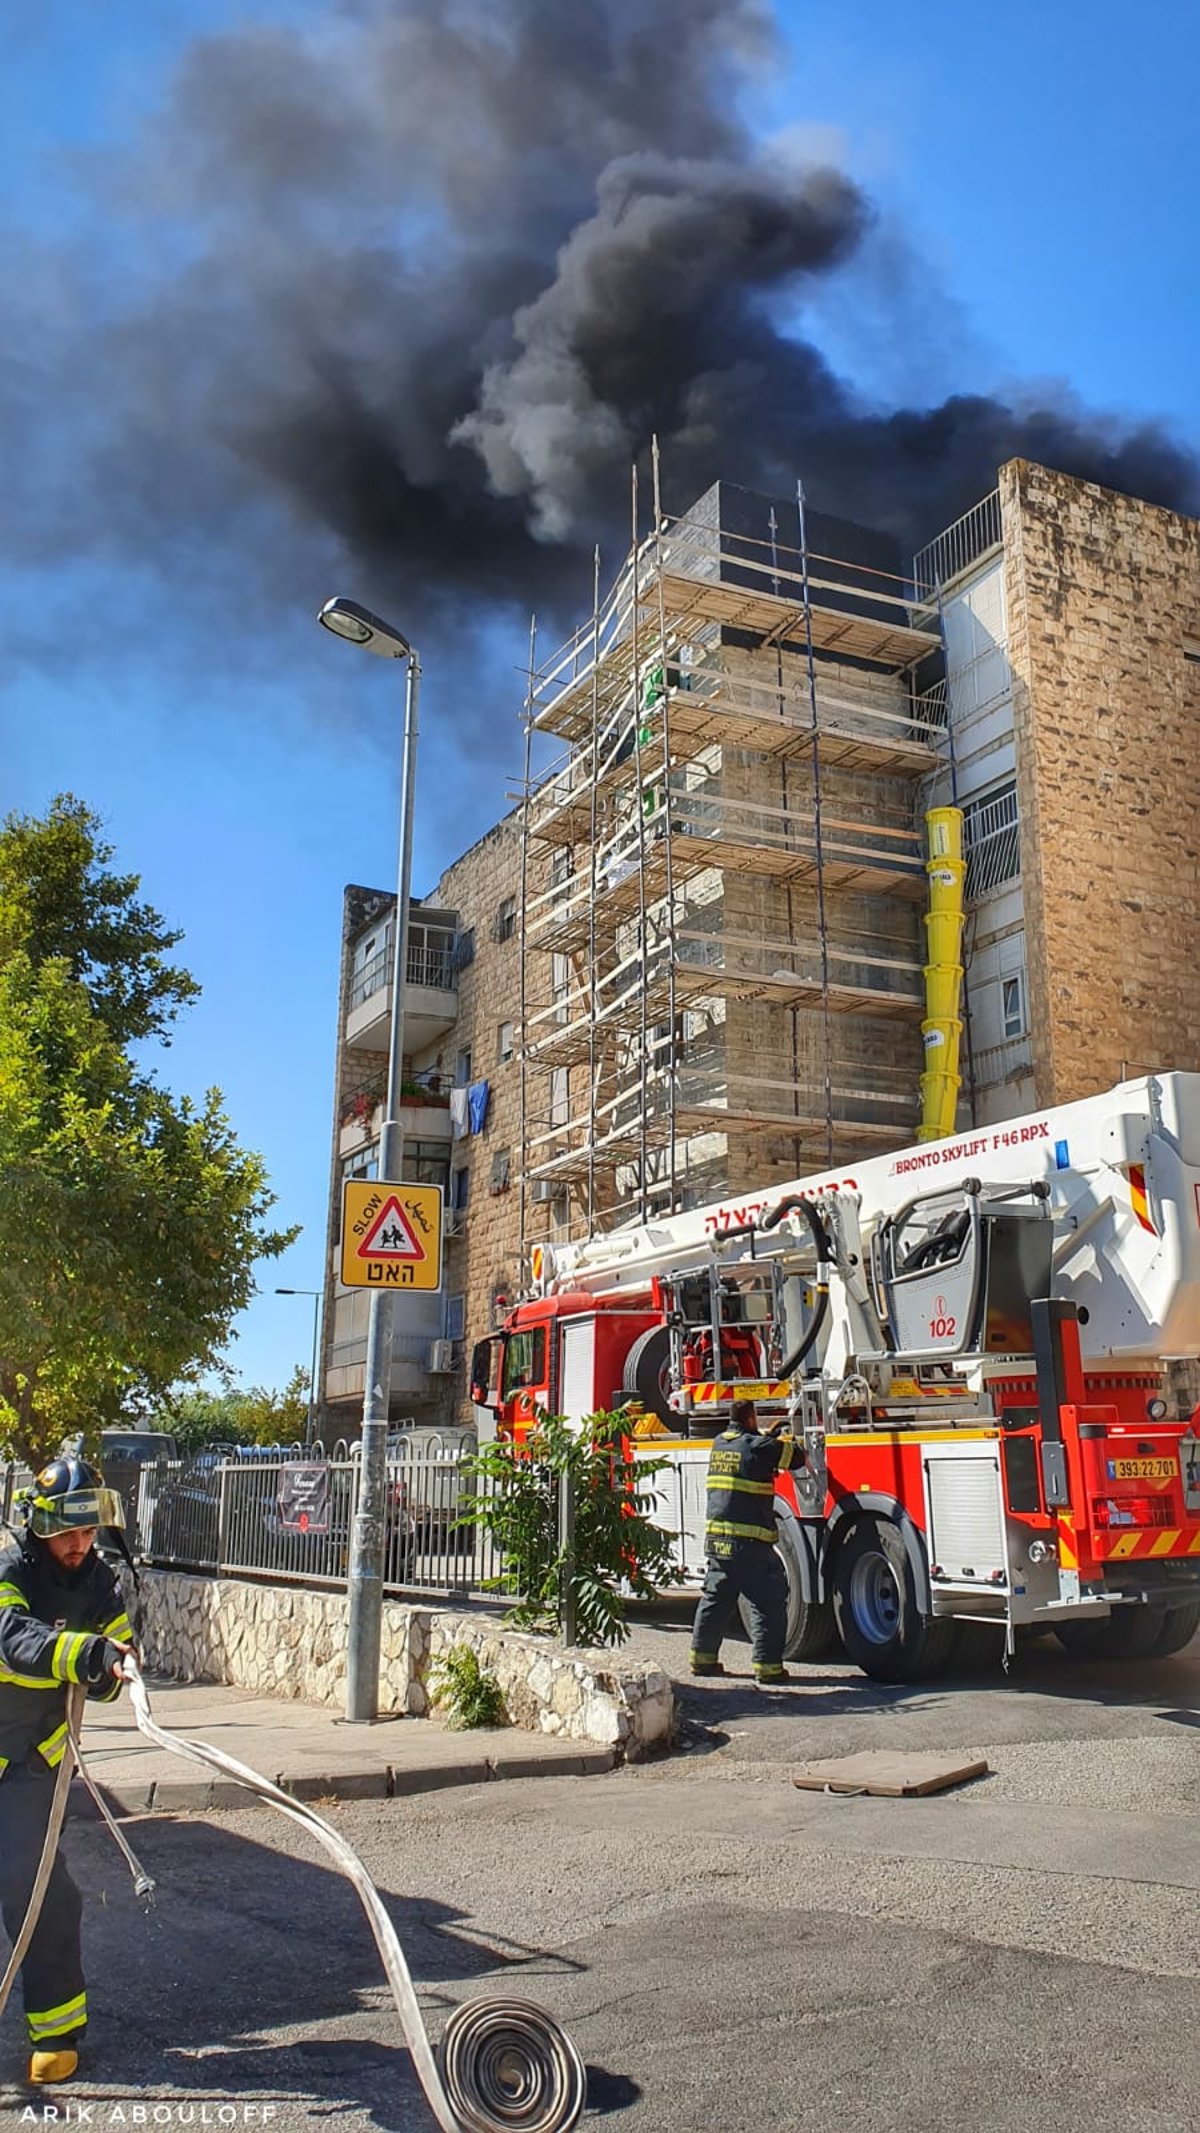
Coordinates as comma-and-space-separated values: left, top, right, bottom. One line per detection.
2, 0, 1196, 655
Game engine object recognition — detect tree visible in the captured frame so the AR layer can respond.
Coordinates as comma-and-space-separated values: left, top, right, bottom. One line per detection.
160, 1368, 311, 1455
0, 795, 296, 1466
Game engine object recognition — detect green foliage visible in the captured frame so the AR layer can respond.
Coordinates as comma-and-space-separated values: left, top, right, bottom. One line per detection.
428, 1644, 507, 1731
159, 1366, 311, 1454
0, 796, 297, 1467
459, 1411, 677, 1646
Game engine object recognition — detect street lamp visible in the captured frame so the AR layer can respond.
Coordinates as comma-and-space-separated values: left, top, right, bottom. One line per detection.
275, 1288, 322, 1449
318, 593, 421, 1724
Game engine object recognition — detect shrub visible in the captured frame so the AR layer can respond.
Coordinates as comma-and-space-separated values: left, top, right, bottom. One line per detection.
428, 1644, 506, 1730
459, 1410, 676, 1646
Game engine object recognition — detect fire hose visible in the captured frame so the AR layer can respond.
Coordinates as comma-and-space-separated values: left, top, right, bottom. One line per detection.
0, 1661, 587, 2133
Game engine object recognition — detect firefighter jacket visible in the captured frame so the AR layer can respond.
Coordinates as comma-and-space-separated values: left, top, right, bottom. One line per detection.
0, 1539, 131, 1777
704, 1424, 798, 1559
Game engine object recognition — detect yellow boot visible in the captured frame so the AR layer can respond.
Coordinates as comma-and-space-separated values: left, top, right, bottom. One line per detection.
29, 2047, 79, 2084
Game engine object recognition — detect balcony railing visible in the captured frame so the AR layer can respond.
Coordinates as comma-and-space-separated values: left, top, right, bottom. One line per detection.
350, 941, 456, 1010
913, 489, 1003, 597
963, 783, 1021, 901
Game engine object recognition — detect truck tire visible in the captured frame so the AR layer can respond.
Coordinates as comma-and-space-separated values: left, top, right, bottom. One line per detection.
622, 1326, 675, 1427
737, 1535, 838, 1662
1054, 1607, 1165, 1661
1149, 1602, 1200, 1657
830, 1517, 956, 1683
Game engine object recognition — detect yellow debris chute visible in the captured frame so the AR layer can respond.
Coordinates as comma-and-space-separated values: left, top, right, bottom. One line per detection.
918, 807, 965, 1141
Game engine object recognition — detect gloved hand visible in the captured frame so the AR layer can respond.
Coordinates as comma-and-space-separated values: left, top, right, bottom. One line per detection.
83, 1636, 132, 1686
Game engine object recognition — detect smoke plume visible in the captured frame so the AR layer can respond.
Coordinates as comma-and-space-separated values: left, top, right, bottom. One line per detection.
2, 0, 1196, 659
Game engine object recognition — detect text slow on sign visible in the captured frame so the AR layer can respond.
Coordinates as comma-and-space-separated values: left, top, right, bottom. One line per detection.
341, 1179, 444, 1291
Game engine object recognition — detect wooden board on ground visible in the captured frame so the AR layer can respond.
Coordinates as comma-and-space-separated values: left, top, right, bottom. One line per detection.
792, 1750, 989, 1798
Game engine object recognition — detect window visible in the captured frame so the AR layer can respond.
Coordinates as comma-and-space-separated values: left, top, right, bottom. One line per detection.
452, 928, 475, 971
454, 1046, 472, 1087
406, 1140, 451, 1196
550, 1066, 569, 1128
490, 1148, 511, 1194
445, 1293, 466, 1342
502, 1326, 546, 1396
493, 895, 517, 943
340, 1141, 380, 1185
550, 846, 572, 890
1184, 632, 1200, 666
962, 779, 1020, 900
350, 921, 392, 1009
451, 1166, 471, 1212
1001, 974, 1026, 1040
497, 1019, 515, 1065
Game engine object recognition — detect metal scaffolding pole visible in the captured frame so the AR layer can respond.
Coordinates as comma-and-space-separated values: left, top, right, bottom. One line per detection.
629, 464, 650, 1222
796, 479, 835, 1167
651, 437, 678, 1214
586, 545, 602, 1234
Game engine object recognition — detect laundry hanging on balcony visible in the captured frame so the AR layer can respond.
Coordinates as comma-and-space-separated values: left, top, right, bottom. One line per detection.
468, 1080, 491, 1134
449, 1086, 469, 1140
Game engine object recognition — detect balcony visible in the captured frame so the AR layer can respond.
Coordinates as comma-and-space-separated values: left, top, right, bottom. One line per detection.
346, 934, 458, 1054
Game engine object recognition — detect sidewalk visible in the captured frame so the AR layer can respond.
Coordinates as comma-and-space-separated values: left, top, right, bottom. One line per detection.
75, 1676, 617, 1814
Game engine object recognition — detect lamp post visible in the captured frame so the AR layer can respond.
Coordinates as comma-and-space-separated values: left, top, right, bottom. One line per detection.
275, 1288, 322, 1448
317, 596, 420, 1723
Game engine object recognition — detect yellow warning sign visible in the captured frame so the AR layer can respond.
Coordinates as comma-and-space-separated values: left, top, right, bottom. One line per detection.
340, 1180, 443, 1292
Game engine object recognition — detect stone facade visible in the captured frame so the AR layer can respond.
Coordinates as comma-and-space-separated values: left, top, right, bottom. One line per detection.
132, 1569, 674, 1759
1002, 460, 1200, 1103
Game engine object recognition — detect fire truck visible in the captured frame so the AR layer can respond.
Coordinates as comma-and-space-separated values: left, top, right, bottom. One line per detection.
470, 1073, 1200, 1680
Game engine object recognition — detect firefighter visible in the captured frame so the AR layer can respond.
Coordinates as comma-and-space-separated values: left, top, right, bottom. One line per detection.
689, 1397, 800, 1690
0, 1456, 133, 2085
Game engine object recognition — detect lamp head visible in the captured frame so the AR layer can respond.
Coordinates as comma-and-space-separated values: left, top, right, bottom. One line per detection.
317, 598, 412, 659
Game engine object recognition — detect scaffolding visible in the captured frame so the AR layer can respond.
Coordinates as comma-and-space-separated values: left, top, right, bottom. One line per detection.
517, 469, 944, 1262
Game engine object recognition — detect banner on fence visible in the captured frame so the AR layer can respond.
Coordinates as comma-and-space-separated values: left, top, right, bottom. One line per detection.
277, 1463, 331, 1535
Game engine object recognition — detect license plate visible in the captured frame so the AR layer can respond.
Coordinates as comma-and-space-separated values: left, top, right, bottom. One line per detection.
1107, 1457, 1176, 1481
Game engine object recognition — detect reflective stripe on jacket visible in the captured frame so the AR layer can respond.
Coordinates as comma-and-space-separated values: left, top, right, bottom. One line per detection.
0, 1541, 126, 1774
703, 1425, 797, 1557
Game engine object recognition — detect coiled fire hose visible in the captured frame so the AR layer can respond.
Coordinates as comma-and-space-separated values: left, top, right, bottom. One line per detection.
1, 1662, 586, 2133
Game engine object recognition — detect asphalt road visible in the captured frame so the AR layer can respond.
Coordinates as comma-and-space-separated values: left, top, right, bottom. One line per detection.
2, 1626, 1199, 2133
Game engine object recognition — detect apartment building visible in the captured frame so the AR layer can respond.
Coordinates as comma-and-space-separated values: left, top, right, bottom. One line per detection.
320, 818, 543, 1439
319, 457, 1200, 1434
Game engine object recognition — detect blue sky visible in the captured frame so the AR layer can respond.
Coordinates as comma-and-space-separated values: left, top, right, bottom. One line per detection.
3, 0, 1197, 1395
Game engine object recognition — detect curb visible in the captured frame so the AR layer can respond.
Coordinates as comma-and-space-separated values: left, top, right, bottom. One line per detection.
76, 1746, 617, 1816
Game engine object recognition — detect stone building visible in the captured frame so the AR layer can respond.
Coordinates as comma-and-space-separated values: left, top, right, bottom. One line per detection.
319, 457, 1200, 1434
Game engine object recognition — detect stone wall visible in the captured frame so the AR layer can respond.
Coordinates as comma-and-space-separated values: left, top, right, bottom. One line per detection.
132, 1570, 674, 1761
1002, 459, 1200, 1102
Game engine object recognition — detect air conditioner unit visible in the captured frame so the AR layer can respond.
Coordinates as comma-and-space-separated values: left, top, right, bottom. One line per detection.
444, 1208, 465, 1235
530, 1181, 554, 1204
428, 1340, 455, 1373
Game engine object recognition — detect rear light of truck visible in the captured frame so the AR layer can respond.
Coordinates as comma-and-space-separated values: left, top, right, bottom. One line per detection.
1091, 1494, 1174, 1530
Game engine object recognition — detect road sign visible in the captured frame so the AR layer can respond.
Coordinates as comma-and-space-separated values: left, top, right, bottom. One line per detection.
340, 1179, 443, 1291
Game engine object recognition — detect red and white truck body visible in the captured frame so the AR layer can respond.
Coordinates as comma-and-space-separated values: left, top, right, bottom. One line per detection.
471, 1074, 1200, 1676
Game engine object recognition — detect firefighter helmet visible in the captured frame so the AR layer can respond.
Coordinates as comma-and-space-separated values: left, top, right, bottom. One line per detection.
24, 1455, 125, 1539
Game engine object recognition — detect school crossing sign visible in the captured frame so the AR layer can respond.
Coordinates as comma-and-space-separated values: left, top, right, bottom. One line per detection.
340, 1179, 444, 1292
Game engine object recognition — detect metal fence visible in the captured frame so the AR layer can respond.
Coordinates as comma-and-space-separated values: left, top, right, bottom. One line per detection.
130, 1446, 506, 1600
1, 1461, 35, 1531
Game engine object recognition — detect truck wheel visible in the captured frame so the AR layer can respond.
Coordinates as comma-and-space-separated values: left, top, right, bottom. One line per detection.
622, 1327, 675, 1427
831, 1517, 955, 1683
1150, 1602, 1200, 1657
737, 1535, 838, 1662
1054, 1607, 1165, 1660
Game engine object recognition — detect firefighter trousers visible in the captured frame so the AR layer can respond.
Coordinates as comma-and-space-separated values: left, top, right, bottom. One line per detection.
690, 1544, 788, 1676
0, 1762, 87, 2046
